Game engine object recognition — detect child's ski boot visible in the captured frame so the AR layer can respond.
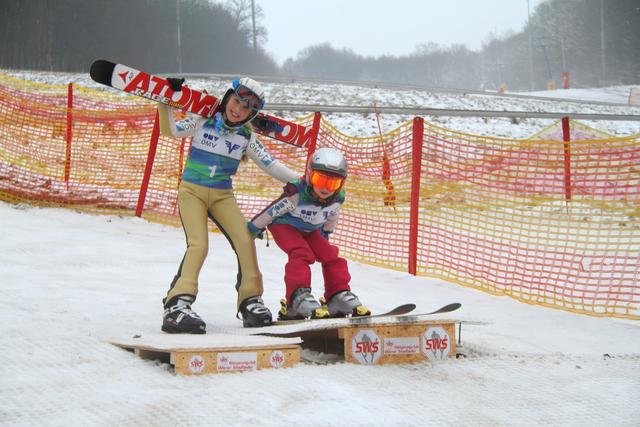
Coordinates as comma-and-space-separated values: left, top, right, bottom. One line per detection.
278, 288, 330, 320
162, 295, 206, 334
324, 290, 371, 317
238, 296, 273, 327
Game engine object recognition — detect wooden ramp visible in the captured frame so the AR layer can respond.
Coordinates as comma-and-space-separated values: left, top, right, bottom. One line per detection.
340, 319, 456, 365
111, 333, 301, 375
256, 316, 458, 365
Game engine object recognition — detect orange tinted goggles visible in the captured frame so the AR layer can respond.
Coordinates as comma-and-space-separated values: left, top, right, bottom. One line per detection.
309, 170, 344, 192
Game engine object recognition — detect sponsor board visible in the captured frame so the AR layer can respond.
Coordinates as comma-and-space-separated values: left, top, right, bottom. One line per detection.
269, 350, 286, 368
216, 352, 258, 372
383, 337, 420, 355
421, 326, 451, 360
188, 354, 205, 374
351, 329, 382, 365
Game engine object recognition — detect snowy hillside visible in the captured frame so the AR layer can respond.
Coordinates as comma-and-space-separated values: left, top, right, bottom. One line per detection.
3, 69, 640, 139
2, 201, 639, 426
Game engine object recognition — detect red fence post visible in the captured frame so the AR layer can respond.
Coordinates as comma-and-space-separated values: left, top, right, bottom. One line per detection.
562, 117, 572, 204
408, 117, 424, 275
135, 110, 161, 217
64, 83, 73, 190
562, 71, 570, 89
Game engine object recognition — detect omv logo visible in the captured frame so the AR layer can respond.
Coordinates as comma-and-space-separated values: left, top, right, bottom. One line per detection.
203, 133, 219, 142
225, 140, 241, 154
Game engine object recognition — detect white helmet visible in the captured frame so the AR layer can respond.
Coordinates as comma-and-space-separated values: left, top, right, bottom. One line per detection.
219, 77, 266, 128
234, 77, 265, 110
308, 148, 348, 178
306, 148, 348, 194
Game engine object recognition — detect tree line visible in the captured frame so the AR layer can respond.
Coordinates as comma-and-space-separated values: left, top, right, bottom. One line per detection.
0, 0, 277, 75
283, 0, 640, 90
1, 0, 638, 90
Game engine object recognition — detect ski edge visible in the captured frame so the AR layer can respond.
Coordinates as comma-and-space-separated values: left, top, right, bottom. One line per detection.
348, 302, 461, 324
272, 303, 416, 326
399, 302, 462, 318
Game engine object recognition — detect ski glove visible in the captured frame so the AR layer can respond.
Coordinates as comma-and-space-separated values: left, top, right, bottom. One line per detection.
166, 77, 185, 92
247, 221, 264, 239
252, 116, 284, 133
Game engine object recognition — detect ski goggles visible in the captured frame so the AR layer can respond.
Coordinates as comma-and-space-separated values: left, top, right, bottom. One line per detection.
309, 170, 345, 192
233, 83, 264, 111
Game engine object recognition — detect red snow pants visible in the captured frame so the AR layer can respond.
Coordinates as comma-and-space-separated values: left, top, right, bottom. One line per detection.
268, 223, 351, 303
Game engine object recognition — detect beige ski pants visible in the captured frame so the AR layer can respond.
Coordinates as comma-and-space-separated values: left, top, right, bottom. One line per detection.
163, 181, 263, 310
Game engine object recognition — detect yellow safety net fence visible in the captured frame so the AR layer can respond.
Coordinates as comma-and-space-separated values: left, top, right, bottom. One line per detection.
416, 123, 639, 318
1, 73, 638, 319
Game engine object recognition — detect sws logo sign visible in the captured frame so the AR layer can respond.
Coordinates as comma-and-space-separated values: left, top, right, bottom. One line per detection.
422, 326, 451, 360
351, 329, 381, 365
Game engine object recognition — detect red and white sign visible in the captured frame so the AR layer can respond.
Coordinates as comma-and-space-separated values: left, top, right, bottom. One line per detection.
384, 337, 420, 355
351, 329, 382, 365
188, 355, 205, 374
269, 350, 286, 368
421, 326, 451, 360
216, 352, 258, 372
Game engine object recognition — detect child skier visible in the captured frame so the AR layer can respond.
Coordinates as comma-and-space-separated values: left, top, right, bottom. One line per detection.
158, 77, 299, 333
248, 147, 370, 320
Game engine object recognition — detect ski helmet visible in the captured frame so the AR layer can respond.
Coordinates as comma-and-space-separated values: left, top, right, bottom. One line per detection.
306, 148, 348, 194
219, 77, 266, 128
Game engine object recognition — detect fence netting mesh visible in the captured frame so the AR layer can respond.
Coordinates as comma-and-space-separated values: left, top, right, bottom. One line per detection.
1, 73, 638, 319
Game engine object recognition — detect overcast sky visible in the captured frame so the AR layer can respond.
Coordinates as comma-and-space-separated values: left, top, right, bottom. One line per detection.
259, 0, 546, 64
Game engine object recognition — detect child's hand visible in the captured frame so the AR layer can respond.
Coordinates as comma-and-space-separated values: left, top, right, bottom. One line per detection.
247, 221, 264, 239
252, 116, 284, 133
166, 77, 185, 92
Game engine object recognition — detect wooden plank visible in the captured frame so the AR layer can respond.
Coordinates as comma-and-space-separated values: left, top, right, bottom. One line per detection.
172, 346, 300, 375
111, 332, 302, 375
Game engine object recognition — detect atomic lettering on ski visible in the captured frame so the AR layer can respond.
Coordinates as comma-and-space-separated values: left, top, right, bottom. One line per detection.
112, 64, 218, 117
256, 115, 316, 147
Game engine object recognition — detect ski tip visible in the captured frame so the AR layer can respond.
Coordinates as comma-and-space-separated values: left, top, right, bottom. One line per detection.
442, 302, 462, 311
89, 59, 116, 86
396, 303, 417, 312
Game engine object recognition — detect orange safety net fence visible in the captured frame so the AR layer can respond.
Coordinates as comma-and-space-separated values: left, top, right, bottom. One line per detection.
1, 73, 638, 319
414, 123, 639, 318
307, 120, 640, 320
0, 74, 156, 212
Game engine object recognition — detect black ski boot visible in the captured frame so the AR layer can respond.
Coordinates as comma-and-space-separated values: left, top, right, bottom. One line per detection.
238, 296, 273, 327
162, 296, 206, 334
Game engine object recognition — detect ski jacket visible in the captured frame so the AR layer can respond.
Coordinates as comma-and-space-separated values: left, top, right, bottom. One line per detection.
250, 179, 345, 234
159, 106, 298, 188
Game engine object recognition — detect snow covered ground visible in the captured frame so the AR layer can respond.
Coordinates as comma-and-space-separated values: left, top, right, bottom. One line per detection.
1, 71, 639, 426
1, 202, 639, 427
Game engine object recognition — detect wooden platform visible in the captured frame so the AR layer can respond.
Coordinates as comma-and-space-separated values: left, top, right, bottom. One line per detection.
111, 333, 301, 375
292, 319, 457, 365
